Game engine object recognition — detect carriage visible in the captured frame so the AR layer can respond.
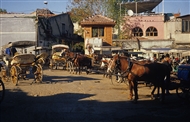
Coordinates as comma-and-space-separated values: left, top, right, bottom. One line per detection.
176, 64, 190, 102
0, 41, 44, 85
49, 44, 69, 70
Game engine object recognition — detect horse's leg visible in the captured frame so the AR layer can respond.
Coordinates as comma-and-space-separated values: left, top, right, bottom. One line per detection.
161, 81, 165, 103
71, 62, 74, 74
75, 65, 78, 74
133, 80, 138, 102
79, 65, 81, 75
151, 85, 158, 99
68, 61, 71, 74
128, 80, 133, 100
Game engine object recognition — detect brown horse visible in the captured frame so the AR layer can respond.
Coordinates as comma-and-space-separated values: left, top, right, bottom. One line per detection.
108, 54, 170, 103
73, 53, 92, 75
100, 57, 113, 78
64, 51, 77, 74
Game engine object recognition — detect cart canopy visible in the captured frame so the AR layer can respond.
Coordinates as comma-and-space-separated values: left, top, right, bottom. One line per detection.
52, 44, 69, 49
2, 41, 36, 50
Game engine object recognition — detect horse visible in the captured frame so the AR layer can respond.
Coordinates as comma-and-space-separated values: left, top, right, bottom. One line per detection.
108, 54, 170, 103
73, 53, 92, 75
64, 51, 77, 74
100, 57, 112, 78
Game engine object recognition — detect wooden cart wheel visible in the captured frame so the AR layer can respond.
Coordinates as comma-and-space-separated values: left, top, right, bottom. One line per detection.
0, 80, 5, 103
34, 64, 43, 83
10, 65, 19, 86
50, 59, 56, 70
1, 68, 9, 82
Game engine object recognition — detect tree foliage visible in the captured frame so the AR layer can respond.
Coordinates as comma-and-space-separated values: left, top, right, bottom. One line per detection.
0, 8, 7, 13
67, 0, 134, 38
67, 0, 108, 23
121, 16, 141, 39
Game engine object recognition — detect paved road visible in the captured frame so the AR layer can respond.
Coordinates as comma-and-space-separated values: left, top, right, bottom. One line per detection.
0, 68, 190, 122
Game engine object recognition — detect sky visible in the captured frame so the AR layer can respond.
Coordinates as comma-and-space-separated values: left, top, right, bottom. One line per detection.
0, 0, 190, 16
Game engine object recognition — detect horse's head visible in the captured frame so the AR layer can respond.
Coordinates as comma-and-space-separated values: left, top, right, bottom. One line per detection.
107, 54, 120, 73
100, 57, 111, 69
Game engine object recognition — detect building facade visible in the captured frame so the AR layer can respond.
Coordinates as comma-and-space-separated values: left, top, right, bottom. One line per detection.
0, 10, 74, 54
80, 15, 116, 54
114, 13, 190, 51
0, 14, 36, 54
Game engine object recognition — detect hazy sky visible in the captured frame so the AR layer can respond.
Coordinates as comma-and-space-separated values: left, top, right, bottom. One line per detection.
0, 0, 189, 16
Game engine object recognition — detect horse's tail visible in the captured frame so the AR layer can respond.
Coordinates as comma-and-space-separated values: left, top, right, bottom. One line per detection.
72, 53, 78, 63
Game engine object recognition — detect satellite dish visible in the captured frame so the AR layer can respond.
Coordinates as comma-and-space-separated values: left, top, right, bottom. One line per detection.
127, 10, 134, 16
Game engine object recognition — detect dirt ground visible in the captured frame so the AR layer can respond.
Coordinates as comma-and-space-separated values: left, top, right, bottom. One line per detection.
0, 68, 190, 122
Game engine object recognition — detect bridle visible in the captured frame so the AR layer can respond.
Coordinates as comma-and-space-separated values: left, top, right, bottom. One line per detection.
114, 56, 134, 78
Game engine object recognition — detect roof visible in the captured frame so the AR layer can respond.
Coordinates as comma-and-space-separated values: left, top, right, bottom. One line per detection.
52, 44, 69, 49
123, 0, 162, 13
2, 41, 36, 50
177, 14, 190, 19
31, 9, 55, 17
80, 15, 116, 26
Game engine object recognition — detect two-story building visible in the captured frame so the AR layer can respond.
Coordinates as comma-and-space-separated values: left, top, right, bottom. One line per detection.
80, 14, 117, 54
0, 9, 75, 54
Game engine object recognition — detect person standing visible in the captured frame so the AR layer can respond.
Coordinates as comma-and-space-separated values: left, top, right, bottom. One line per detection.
60, 49, 66, 57
5, 42, 12, 56
162, 53, 172, 95
5, 42, 17, 56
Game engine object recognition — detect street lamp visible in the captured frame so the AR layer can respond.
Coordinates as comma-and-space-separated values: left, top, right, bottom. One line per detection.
44, 1, 48, 5
44, 1, 48, 18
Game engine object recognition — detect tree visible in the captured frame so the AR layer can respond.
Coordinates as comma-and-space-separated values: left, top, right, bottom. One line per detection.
67, 0, 127, 38
67, 0, 108, 23
0, 8, 7, 14
121, 16, 141, 39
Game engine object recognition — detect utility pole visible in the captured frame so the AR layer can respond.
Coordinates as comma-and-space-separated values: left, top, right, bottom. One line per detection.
44, 1, 48, 18
44, 1, 49, 47
118, 1, 123, 39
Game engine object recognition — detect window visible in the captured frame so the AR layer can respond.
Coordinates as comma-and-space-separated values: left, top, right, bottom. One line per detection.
132, 27, 143, 37
182, 20, 190, 33
146, 27, 158, 36
92, 27, 104, 37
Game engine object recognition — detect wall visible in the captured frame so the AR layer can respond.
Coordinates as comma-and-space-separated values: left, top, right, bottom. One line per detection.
164, 18, 182, 40
0, 14, 36, 54
124, 14, 165, 39
83, 26, 113, 46
37, 13, 74, 47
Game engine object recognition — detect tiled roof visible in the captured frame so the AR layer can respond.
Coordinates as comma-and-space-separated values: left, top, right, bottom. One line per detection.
36, 9, 54, 15
31, 9, 55, 17
80, 14, 115, 26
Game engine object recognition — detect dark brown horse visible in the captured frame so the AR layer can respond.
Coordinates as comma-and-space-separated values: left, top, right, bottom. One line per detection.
73, 54, 92, 75
64, 51, 77, 74
108, 54, 170, 103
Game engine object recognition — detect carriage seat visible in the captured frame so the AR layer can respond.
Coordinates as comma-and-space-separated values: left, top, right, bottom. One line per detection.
11, 54, 36, 65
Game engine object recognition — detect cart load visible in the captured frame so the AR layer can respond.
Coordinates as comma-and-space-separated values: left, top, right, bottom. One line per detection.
177, 64, 190, 81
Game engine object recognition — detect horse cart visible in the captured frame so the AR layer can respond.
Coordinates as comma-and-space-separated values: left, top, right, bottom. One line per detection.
0, 41, 43, 85
50, 44, 69, 70
176, 64, 190, 102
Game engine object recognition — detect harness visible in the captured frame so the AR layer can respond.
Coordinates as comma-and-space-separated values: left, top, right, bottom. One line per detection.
115, 57, 133, 78
115, 57, 146, 78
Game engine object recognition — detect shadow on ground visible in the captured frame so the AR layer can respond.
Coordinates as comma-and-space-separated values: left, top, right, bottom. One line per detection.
0, 88, 190, 122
